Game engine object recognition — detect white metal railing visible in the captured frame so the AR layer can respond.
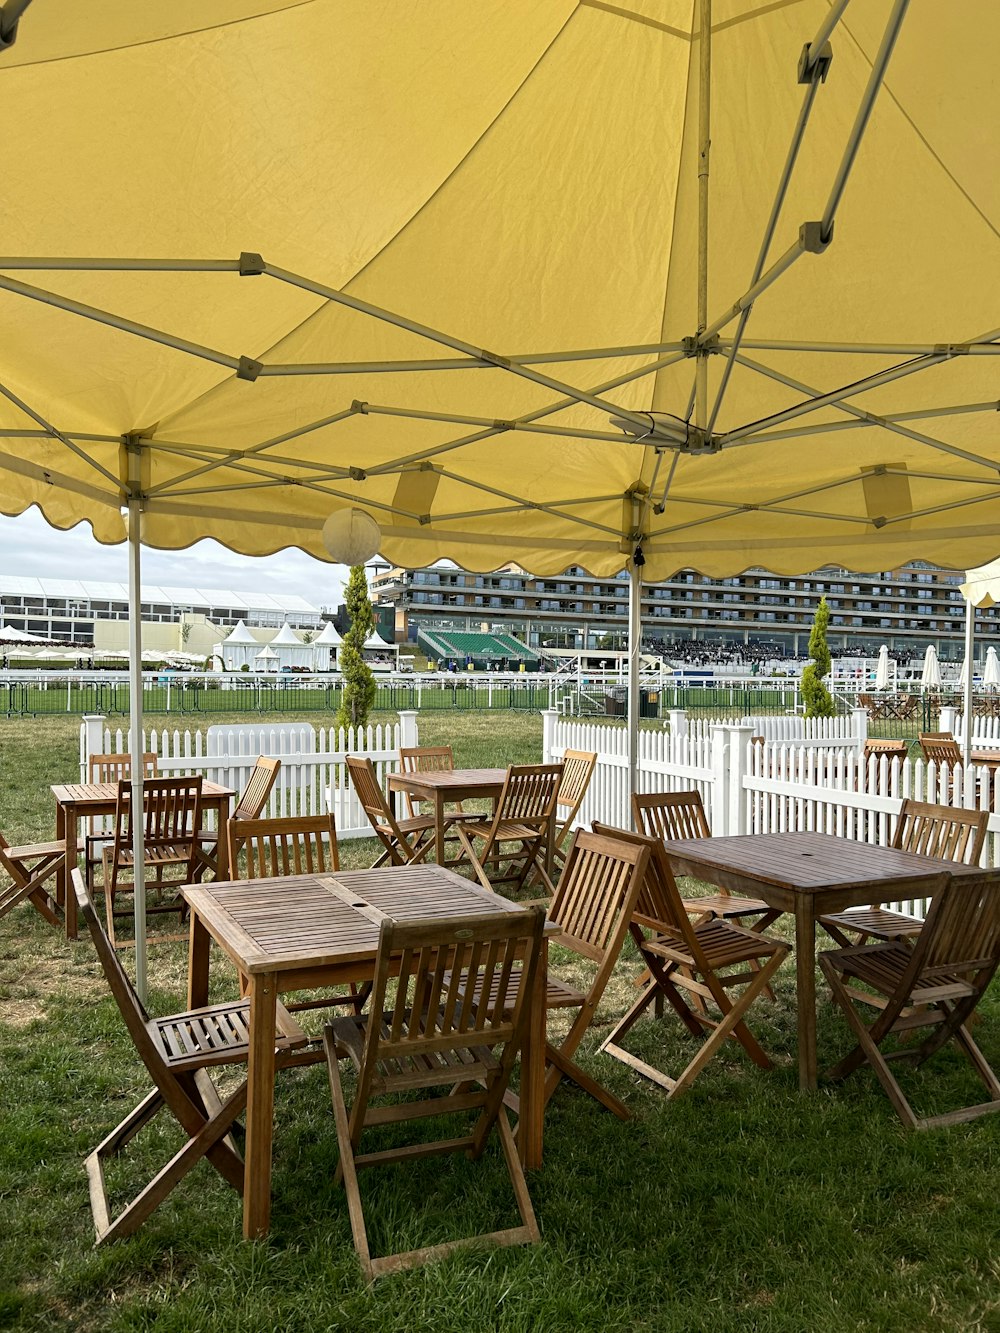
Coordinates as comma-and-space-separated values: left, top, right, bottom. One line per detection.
79, 711, 419, 840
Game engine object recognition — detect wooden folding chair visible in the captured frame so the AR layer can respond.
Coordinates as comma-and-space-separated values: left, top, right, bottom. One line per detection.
74, 870, 315, 1244
227, 812, 339, 881
323, 907, 546, 1281
0, 830, 63, 927
450, 828, 650, 1122
453, 763, 563, 896
196, 755, 280, 881
552, 749, 597, 867
820, 870, 1000, 1129
227, 812, 360, 1017
100, 776, 204, 947
345, 756, 437, 867
863, 738, 908, 763
632, 790, 779, 927
593, 823, 790, 1097
85, 752, 159, 888
918, 732, 962, 766
819, 800, 989, 947
398, 745, 463, 819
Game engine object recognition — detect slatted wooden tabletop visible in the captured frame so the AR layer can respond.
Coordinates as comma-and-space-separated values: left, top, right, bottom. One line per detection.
661, 830, 975, 896
386, 768, 506, 797
184, 864, 528, 975
52, 780, 233, 804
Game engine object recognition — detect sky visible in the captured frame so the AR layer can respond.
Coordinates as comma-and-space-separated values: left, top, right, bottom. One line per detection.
0, 508, 354, 608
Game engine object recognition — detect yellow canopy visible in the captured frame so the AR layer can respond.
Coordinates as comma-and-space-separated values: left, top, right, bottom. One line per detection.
1, 0, 999, 579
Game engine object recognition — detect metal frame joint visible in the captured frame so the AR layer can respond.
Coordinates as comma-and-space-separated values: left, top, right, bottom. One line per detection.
798, 40, 833, 85
236, 356, 263, 382
238, 252, 266, 276
800, 221, 832, 253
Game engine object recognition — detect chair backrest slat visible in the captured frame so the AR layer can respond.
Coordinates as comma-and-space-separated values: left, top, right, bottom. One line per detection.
918, 732, 962, 766
400, 746, 455, 775
399, 746, 456, 816
233, 757, 281, 822
113, 776, 203, 850
229, 813, 339, 879
89, 752, 159, 783
909, 871, 1000, 979
557, 750, 597, 813
632, 789, 711, 842
891, 799, 988, 867
495, 764, 563, 826
363, 910, 545, 1068
550, 829, 649, 961
592, 820, 703, 946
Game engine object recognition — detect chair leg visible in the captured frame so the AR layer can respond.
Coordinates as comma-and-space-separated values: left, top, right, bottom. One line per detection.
324, 1028, 374, 1282
87, 1080, 248, 1244
543, 1040, 631, 1120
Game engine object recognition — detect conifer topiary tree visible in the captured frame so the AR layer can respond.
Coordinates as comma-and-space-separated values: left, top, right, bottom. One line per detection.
801, 595, 836, 718
336, 565, 377, 731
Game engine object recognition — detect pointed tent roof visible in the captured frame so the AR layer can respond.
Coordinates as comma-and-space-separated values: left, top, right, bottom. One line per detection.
364, 630, 395, 650
271, 623, 303, 645
1, 6, 1000, 581
221, 619, 258, 645
255, 645, 278, 659
314, 621, 343, 645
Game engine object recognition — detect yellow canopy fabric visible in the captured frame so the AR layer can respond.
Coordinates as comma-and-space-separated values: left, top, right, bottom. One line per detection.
1, 0, 999, 578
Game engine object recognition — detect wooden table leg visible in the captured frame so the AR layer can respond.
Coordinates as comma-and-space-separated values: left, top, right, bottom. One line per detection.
435, 793, 446, 866
59, 800, 78, 940
794, 897, 818, 1092
214, 798, 232, 880
243, 971, 278, 1239
518, 938, 546, 1169
187, 912, 211, 1009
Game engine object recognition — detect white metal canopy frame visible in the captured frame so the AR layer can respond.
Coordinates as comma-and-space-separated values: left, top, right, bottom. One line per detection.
1, 1, 998, 993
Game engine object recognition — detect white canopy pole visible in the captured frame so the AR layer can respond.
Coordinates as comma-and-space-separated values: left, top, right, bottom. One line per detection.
695, 0, 711, 430
627, 558, 642, 802
963, 598, 975, 767
125, 439, 148, 1003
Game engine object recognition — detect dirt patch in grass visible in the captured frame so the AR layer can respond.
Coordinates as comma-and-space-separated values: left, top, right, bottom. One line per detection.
2, 997, 47, 1028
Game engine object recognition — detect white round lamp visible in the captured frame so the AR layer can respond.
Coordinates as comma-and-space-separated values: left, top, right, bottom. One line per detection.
321, 508, 381, 565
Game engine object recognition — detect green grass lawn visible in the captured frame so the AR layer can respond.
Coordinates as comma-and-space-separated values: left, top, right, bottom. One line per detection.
1, 713, 999, 1332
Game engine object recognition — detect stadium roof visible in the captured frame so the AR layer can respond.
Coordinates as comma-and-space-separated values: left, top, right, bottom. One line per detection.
0, 576, 322, 616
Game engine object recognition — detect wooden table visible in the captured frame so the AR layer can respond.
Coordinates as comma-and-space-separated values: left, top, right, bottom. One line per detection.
386, 767, 507, 864
182, 863, 552, 1240
52, 779, 234, 939
661, 831, 973, 1092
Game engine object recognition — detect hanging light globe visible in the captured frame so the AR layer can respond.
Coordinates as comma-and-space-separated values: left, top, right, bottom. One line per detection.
321, 508, 381, 565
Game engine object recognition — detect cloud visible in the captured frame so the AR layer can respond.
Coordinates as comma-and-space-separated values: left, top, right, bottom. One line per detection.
0, 509, 357, 605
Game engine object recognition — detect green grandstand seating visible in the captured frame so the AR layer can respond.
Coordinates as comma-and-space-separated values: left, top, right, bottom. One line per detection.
416, 629, 539, 665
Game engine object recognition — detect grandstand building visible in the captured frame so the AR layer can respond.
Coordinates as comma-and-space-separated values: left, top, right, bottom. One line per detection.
0, 576, 326, 648
371, 562, 999, 662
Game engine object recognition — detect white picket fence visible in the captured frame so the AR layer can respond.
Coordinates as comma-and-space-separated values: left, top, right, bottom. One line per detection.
79, 711, 419, 840
545, 711, 1000, 919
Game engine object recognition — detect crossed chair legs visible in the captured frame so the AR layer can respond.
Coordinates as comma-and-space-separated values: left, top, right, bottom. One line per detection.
601, 926, 790, 1097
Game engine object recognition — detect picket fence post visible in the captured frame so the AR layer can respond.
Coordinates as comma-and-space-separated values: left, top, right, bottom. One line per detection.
851, 707, 868, 750
667, 709, 687, 737
398, 710, 419, 750
719, 722, 753, 836
541, 709, 558, 763
81, 713, 106, 779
